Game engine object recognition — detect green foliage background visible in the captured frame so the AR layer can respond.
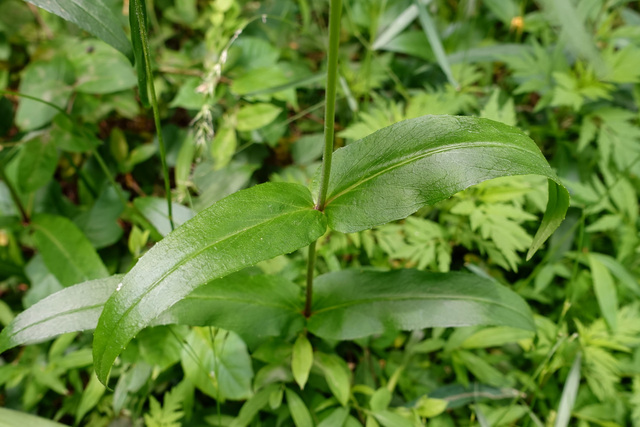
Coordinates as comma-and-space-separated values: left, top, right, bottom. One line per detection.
0, 0, 639, 426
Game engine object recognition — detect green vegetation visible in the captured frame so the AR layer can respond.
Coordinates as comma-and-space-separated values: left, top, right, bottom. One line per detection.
0, 0, 638, 426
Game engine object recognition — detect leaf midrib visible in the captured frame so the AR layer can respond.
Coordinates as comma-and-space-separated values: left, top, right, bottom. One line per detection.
96, 206, 317, 368
325, 141, 538, 206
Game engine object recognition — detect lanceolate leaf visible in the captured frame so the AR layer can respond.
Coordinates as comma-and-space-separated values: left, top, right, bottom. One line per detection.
308, 269, 535, 340
320, 115, 569, 259
129, 0, 150, 107
93, 182, 326, 384
0, 272, 304, 354
31, 214, 109, 286
0, 276, 122, 354
25, 0, 133, 62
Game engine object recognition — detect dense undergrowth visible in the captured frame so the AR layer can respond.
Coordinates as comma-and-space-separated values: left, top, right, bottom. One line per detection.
0, 0, 639, 426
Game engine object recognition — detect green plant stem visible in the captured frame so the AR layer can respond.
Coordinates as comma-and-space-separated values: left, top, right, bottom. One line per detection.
304, 0, 342, 319
315, 0, 342, 211
132, 0, 174, 231
0, 167, 29, 224
62, 152, 97, 198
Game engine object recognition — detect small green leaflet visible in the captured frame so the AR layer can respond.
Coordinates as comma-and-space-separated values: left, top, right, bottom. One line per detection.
24, 0, 133, 62
319, 115, 569, 259
93, 182, 326, 385
308, 269, 535, 340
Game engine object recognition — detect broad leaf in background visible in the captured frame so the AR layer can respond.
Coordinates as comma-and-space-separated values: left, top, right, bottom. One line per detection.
16, 132, 58, 193
31, 214, 109, 286
0, 275, 122, 354
15, 56, 74, 130
93, 182, 327, 384
156, 272, 305, 339
181, 327, 253, 401
24, 0, 133, 62
133, 197, 195, 237
69, 40, 137, 94
308, 269, 535, 340
320, 115, 569, 259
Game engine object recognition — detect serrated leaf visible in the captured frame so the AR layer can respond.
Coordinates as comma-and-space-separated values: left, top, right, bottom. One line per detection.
31, 214, 109, 286
93, 182, 326, 384
320, 116, 568, 259
0, 275, 122, 354
308, 269, 535, 340
25, 0, 133, 62
291, 334, 313, 389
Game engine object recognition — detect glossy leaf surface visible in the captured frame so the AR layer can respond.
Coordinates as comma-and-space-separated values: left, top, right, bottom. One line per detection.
93, 182, 326, 384
308, 269, 535, 340
31, 214, 109, 286
321, 115, 569, 258
25, 0, 133, 62
0, 276, 121, 354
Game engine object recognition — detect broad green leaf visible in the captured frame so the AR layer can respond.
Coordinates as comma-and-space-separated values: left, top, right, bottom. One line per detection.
308, 269, 535, 340
461, 326, 535, 349
292, 334, 313, 389
554, 353, 581, 427
133, 197, 195, 237
285, 388, 314, 427
15, 57, 74, 130
31, 214, 109, 286
93, 182, 326, 384
0, 275, 122, 354
314, 352, 351, 406
0, 408, 68, 427
69, 40, 137, 94
588, 255, 618, 331
320, 116, 569, 259
17, 133, 59, 193
181, 327, 253, 400
74, 186, 125, 248
588, 253, 640, 297
156, 272, 305, 339
129, 0, 150, 107
236, 103, 282, 132
25, 0, 133, 62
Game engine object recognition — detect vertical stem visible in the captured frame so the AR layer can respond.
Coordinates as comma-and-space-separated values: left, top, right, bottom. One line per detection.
304, 0, 342, 318
133, 0, 174, 231
315, 0, 343, 211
